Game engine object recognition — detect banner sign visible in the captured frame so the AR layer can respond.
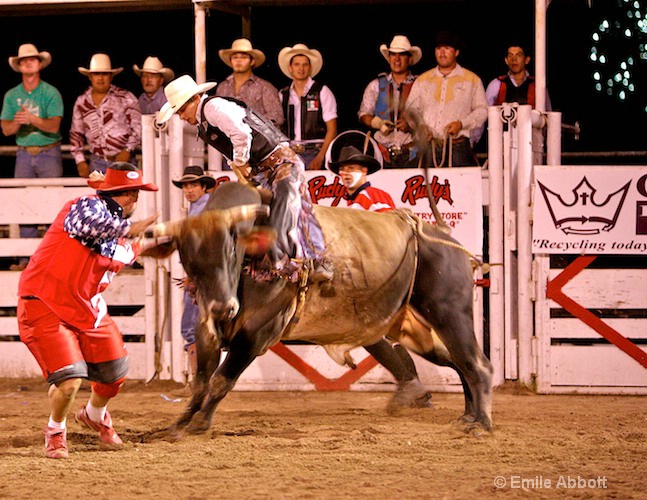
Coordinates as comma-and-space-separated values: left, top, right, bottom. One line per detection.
211, 167, 484, 256
532, 165, 647, 254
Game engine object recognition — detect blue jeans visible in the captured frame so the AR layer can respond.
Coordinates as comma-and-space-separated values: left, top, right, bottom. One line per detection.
15, 146, 63, 238
423, 138, 480, 168
181, 290, 198, 350
88, 155, 115, 175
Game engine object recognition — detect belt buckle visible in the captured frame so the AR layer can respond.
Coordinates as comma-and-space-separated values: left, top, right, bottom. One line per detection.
25, 146, 41, 155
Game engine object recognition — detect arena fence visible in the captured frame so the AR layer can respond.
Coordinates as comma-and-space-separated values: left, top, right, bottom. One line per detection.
1, 111, 645, 394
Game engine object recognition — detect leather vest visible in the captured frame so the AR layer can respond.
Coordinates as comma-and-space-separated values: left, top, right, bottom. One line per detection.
280, 81, 326, 140
197, 96, 288, 164
375, 74, 414, 122
494, 74, 536, 107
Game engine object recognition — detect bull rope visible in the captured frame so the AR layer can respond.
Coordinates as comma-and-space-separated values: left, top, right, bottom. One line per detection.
405, 210, 490, 275
417, 137, 452, 236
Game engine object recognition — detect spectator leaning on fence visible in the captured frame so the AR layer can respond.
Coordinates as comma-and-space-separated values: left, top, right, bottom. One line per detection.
133, 56, 175, 114
1, 43, 64, 270
70, 53, 142, 177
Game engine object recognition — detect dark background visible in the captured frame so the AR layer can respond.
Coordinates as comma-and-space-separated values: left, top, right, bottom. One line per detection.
0, 0, 644, 177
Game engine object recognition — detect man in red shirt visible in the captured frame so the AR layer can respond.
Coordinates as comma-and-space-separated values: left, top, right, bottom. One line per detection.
328, 145, 396, 211
17, 162, 158, 459
327, 142, 431, 409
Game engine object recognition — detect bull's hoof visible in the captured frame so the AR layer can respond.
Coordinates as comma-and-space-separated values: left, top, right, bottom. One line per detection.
386, 380, 433, 415
456, 414, 476, 424
185, 414, 211, 435
164, 425, 185, 442
463, 421, 492, 437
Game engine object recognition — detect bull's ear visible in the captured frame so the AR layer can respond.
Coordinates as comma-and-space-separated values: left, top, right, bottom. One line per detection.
240, 227, 277, 256
140, 239, 177, 259
225, 204, 270, 227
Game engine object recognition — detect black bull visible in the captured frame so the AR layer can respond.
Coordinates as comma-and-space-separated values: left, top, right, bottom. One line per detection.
143, 181, 493, 433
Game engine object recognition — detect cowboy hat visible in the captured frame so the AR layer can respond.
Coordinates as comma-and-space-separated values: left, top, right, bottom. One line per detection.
379, 35, 422, 65
9, 43, 52, 72
278, 43, 323, 78
172, 165, 216, 189
88, 162, 158, 192
79, 53, 123, 76
328, 145, 382, 176
434, 31, 463, 50
133, 56, 175, 83
157, 75, 217, 124
325, 130, 384, 171
218, 38, 266, 68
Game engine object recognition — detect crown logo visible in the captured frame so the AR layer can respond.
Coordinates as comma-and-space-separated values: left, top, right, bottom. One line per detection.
538, 176, 630, 235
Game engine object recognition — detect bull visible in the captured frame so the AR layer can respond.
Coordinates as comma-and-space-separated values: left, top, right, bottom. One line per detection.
143, 181, 493, 433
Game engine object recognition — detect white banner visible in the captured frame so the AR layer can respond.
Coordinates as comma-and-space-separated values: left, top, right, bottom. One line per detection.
210, 168, 484, 256
532, 165, 647, 254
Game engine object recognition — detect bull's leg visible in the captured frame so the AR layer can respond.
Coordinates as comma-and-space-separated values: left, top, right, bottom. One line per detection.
185, 329, 263, 434
425, 313, 492, 431
411, 246, 493, 431
364, 339, 432, 412
172, 324, 221, 433
418, 349, 475, 420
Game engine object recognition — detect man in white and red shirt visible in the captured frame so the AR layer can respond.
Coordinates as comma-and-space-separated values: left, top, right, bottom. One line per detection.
327, 143, 432, 409
70, 54, 142, 177
328, 145, 396, 211
17, 162, 158, 459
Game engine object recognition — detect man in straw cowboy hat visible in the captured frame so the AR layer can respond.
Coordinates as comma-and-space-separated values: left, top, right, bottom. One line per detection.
157, 74, 333, 282
17, 162, 159, 458
216, 38, 283, 127
70, 53, 142, 177
133, 56, 175, 114
171, 165, 216, 381
326, 139, 432, 409
358, 35, 422, 167
1, 43, 64, 270
278, 43, 337, 170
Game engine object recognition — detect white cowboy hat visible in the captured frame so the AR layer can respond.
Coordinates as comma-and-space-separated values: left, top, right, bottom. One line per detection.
218, 38, 266, 68
79, 53, 123, 76
133, 56, 175, 83
379, 35, 422, 65
9, 43, 51, 72
157, 74, 216, 124
278, 43, 323, 79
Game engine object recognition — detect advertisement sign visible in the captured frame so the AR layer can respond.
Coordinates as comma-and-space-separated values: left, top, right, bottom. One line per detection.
532, 165, 647, 254
211, 167, 484, 256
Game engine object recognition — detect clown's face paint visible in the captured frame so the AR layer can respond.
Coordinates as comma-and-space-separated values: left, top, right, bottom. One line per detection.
340, 171, 364, 189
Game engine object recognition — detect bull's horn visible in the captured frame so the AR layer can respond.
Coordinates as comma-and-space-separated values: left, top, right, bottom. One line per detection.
145, 220, 183, 238
225, 204, 270, 227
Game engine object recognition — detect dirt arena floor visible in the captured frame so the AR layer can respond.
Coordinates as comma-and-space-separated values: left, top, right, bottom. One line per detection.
0, 378, 644, 499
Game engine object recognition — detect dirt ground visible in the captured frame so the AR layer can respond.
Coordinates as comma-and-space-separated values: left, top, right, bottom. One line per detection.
0, 378, 644, 499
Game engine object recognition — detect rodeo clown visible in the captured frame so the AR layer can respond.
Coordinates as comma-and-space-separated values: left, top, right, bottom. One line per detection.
17, 162, 158, 459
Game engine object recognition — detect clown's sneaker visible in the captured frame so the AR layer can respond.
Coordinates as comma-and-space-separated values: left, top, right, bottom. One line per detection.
44, 426, 68, 459
75, 406, 123, 449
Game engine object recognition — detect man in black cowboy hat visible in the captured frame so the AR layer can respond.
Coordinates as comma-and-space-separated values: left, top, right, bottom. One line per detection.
405, 31, 487, 167
326, 141, 432, 409
17, 162, 158, 459
328, 145, 396, 211
172, 166, 216, 379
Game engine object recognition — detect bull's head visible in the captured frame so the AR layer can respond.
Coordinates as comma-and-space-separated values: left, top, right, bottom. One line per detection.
142, 200, 274, 325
